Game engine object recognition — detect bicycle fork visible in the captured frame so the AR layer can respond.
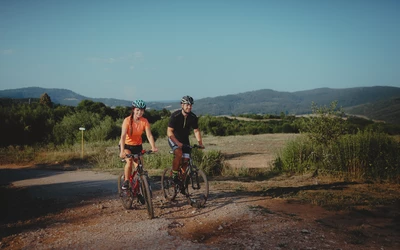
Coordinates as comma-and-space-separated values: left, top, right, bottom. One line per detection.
190, 171, 201, 190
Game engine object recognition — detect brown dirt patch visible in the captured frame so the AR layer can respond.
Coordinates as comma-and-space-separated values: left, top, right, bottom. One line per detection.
206, 133, 298, 169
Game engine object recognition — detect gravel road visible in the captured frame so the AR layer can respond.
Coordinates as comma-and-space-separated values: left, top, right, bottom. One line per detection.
1, 166, 399, 250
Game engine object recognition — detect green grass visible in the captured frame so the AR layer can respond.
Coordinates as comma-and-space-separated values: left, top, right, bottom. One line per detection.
274, 131, 400, 183
0, 138, 227, 177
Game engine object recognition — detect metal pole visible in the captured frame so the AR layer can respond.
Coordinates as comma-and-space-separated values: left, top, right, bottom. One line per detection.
79, 127, 85, 159
81, 129, 84, 159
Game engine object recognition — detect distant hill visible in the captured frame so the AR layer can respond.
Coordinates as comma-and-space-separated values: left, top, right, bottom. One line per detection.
0, 87, 132, 107
344, 97, 400, 125
1, 86, 400, 124
192, 86, 400, 118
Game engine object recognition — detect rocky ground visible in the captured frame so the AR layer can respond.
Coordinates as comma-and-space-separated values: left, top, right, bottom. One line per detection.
1, 166, 399, 250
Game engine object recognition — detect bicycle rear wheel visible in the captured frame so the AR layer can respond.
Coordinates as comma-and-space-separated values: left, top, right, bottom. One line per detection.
118, 173, 133, 210
185, 167, 209, 208
140, 175, 154, 219
161, 167, 178, 201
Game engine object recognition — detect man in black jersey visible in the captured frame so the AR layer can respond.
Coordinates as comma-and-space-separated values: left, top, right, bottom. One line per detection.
167, 95, 204, 183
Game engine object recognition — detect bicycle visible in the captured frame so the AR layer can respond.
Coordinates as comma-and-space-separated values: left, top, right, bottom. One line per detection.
117, 150, 154, 219
161, 144, 209, 208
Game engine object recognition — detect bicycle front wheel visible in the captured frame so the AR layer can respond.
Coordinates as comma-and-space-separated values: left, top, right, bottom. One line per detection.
161, 167, 178, 201
118, 173, 133, 210
140, 175, 154, 219
185, 167, 209, 208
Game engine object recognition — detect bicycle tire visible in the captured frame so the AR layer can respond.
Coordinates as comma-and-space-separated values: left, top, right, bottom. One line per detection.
184, 167, 209, 208
118, 173, 133, 210
161, 167, 178, 201
140, 175, 154, 219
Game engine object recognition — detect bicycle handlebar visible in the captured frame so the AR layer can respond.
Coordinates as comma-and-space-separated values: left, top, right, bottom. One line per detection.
124, 150, 153, 159
183, 144, 205, 149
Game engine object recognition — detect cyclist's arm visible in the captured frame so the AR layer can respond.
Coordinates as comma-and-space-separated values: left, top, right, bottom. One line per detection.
193, 128, 204, 148
119, 120, 128, 158
145, 125, 158, 152
167, 126, 183, 148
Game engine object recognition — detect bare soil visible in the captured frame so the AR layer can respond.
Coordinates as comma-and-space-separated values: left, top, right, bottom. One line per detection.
1, 134, 399, 250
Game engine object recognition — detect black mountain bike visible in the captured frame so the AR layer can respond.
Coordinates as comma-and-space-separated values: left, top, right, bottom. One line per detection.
117, 150, 154, 219
161, 144, 209, 208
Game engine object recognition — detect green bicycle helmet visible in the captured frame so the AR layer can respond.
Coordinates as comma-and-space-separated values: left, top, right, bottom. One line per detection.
132, 99, 146, 109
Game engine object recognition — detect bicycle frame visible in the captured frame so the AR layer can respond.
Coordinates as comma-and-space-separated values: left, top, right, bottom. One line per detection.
161, 144, 209, 208
118, 150, 154, 218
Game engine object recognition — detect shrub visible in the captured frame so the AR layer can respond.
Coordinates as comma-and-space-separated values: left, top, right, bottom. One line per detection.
274, 135, 315, 173
301, 101, 346, 145
196, 150, 224, 176
331, 131, 400, 181
274, 101, 400, 182
274, 130, 400, 182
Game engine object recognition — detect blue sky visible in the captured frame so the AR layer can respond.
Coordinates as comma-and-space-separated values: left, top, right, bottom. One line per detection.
1, 0, 399, 102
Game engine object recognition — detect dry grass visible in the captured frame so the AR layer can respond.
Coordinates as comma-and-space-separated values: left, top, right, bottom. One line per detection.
204, 133, 299, 169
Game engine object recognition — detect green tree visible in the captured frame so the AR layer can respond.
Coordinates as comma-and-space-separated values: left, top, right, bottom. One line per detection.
151, 117, 169, 140
76, 100, 110, 118
52, 111, 101, 145
87, 116, 120, 142
39, 92, 52, 108
301, 101, 346, 145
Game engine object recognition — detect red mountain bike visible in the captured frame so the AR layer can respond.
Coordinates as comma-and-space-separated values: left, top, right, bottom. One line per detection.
117, 150, 154, 219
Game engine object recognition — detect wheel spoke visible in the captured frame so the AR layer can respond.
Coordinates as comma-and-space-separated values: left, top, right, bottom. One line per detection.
185, 168, 208, 208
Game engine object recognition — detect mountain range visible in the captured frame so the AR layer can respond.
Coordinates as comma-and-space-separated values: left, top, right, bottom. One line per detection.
1, 86, 400, 124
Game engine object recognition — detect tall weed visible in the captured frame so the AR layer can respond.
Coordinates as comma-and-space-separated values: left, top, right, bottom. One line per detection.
274, 136, 315, 173
331, 131, 400, 181
192, 149, 224, 176
274, 131, 400, 182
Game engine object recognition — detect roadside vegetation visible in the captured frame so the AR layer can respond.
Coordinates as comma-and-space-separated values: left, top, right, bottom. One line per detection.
2, 94, 399, 248
1, 95, 399, 181
274, 101, 400, 182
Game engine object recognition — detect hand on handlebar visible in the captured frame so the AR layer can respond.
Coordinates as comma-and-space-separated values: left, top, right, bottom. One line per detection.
183, 144, 205, 149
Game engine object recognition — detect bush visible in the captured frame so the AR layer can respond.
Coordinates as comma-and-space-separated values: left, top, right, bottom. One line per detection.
274, 101, 400, 182
274, 130, 400, 182
301, 101, 346, 145
274, 135, 315, 173
194, 149, 224, 176
331, 131, 400, 181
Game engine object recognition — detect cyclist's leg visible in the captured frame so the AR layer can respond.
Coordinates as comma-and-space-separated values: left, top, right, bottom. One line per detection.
123, 144, 133, 187
181, 148, 191, 172
168, 138, 182, 179
127, 144, 142, 171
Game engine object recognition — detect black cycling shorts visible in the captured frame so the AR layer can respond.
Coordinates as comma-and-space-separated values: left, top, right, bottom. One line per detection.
168, 138, 191, 153
120, 144, 143, 154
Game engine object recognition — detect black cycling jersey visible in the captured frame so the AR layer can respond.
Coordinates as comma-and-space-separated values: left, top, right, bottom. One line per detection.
168, 109, 199, 145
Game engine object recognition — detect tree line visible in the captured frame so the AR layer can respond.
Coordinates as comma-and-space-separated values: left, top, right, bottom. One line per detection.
1, 93, 400, 148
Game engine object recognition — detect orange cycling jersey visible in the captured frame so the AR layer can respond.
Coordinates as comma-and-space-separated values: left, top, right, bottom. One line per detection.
122, 116, 149, 145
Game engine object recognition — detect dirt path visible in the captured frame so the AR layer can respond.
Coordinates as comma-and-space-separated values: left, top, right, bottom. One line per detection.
1, 165, 399, 250
1, 134, 399, 249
